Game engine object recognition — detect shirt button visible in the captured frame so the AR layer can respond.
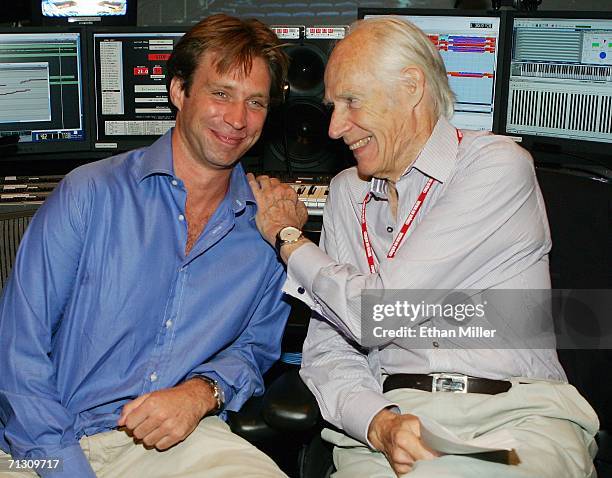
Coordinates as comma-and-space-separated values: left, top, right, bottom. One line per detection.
387, 226, 394, 233
178, 214, 185, 221
433, 341, 439, 348
150, 372, 158, 382
297, 287, 305, 294
165, 320, 173, 328
171, 179, 178, 186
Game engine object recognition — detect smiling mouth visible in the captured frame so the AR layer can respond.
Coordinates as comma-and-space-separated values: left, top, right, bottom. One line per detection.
349, 136, 372, 150
213, 131, 245, 145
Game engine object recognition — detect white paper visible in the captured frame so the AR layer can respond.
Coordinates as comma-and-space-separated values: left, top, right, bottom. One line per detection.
418, 415, 518, 455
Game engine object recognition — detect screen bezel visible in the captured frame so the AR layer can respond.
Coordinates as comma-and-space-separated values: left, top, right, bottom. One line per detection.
0, 26, 92, 156
357, 8, 507, 134
88, 26, 188, 153
498, 10, 612, 159
31, 0, 137, 27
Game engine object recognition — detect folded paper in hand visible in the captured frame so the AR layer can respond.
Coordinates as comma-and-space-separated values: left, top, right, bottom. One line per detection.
418, 415, 521, 466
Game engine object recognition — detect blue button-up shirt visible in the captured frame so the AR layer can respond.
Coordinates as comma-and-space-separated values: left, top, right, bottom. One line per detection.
0, 131, 290, 477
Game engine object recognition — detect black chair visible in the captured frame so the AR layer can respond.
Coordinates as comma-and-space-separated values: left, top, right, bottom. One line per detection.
227, 295, 332, 478
535, 164, 612, 474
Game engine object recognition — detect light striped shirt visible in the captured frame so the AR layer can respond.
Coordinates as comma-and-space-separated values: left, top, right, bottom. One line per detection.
284, 117, 566, 445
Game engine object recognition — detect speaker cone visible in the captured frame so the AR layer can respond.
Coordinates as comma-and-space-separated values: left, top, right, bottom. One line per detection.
268, 99, 337, 168
285, 44, 327, 98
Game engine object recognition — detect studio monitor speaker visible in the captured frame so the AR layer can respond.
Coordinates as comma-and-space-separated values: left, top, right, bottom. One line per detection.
262, 26, 352, 175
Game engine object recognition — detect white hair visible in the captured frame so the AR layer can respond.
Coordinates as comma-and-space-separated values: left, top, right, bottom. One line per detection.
348, 16, 455, 119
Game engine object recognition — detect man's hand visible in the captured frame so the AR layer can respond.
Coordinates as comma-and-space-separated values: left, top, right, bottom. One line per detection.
368, 409, 438, 475
246, 173, 308, 245
117, 378, 216, 450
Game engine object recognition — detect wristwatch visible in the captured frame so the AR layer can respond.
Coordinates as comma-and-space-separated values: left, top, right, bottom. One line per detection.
275, 226, 303, 255
198, 376, 224, 413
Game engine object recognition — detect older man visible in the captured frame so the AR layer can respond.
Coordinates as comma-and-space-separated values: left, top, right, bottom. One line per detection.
0, 15, 290, 478
248, 17, 598, 477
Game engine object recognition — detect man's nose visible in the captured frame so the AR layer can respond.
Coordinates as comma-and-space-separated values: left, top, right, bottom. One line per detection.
224, 102, 247, 130
328, 107, 349, 139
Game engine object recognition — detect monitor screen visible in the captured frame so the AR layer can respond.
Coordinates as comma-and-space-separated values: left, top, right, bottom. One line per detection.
359, 9, 504, 132
0, 29, 89, 155
91, 29, 185, 151
503, 13, 612, 149
32, 0, 137, 26
42, 0, 127, 17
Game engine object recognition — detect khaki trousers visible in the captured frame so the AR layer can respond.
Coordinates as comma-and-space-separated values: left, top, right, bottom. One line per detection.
0, 416, 286, 477
324, 379, 599, 478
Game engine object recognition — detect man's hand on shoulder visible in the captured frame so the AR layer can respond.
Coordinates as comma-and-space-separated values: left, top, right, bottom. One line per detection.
246, 173, 308, 246
117, 378, 216, 450
368, 408, 438, 475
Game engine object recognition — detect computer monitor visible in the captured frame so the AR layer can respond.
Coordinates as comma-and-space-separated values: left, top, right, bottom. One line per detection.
0, 28, 90, 155
501, 12, 612, 155
90, 28, 186, 152
31, 0, 137, 26
358, 9, 505, 132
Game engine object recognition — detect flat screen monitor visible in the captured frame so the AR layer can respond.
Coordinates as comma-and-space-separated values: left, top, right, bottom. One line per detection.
0, 29, 90, 155
358, 9, 505, 132
32, 0, 137, 26
501, 12, 612, 155
91, 28, 186, 152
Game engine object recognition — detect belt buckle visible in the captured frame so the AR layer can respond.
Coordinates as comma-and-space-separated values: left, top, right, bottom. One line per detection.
431, 373, 468, 393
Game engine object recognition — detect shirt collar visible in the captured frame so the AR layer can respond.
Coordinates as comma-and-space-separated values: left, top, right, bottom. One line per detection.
135, 128, 175, 182
134, 128, 254, 214
226, 163, 256, 214
367, 116, 458, 200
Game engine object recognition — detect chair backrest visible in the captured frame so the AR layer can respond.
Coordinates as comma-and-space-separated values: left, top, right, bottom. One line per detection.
535, 166, 612, 289
0, 206, 39, 291
535, 165, 612, 429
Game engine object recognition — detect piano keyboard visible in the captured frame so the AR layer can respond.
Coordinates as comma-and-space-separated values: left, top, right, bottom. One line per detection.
517, 62, 612, 82
289, 182, 329, 216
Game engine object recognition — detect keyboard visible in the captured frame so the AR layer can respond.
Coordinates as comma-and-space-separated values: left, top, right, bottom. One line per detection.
0, 173, 334, 217
0, 175, 64, 207
278, 174, 331, 217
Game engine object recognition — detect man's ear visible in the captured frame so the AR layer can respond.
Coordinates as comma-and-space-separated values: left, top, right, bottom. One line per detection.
169, 76, 185, 113
400, 66, 426, 108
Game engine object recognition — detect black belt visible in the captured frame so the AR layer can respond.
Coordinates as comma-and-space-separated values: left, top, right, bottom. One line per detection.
383, 373, 512, 395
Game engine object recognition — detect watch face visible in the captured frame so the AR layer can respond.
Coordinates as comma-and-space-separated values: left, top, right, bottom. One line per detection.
280, 226, 302, 241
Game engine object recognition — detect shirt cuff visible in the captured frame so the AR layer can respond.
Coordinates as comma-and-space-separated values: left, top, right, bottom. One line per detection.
37, 444, 96, 478
339, 389, 399, 448
283, 242, 334, 305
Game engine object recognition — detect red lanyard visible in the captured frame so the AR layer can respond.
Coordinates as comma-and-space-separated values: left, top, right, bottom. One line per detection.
360, 129, 463, 273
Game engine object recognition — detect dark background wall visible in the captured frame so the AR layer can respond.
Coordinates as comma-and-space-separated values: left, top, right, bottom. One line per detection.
137, 0, 610, 27
1, 1, 609, 28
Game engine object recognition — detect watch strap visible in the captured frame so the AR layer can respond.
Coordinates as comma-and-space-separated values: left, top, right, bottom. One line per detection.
197, 376, 224, 413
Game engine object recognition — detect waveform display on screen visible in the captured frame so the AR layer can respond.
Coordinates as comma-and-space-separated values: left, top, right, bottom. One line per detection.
42, 0, 127, 17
